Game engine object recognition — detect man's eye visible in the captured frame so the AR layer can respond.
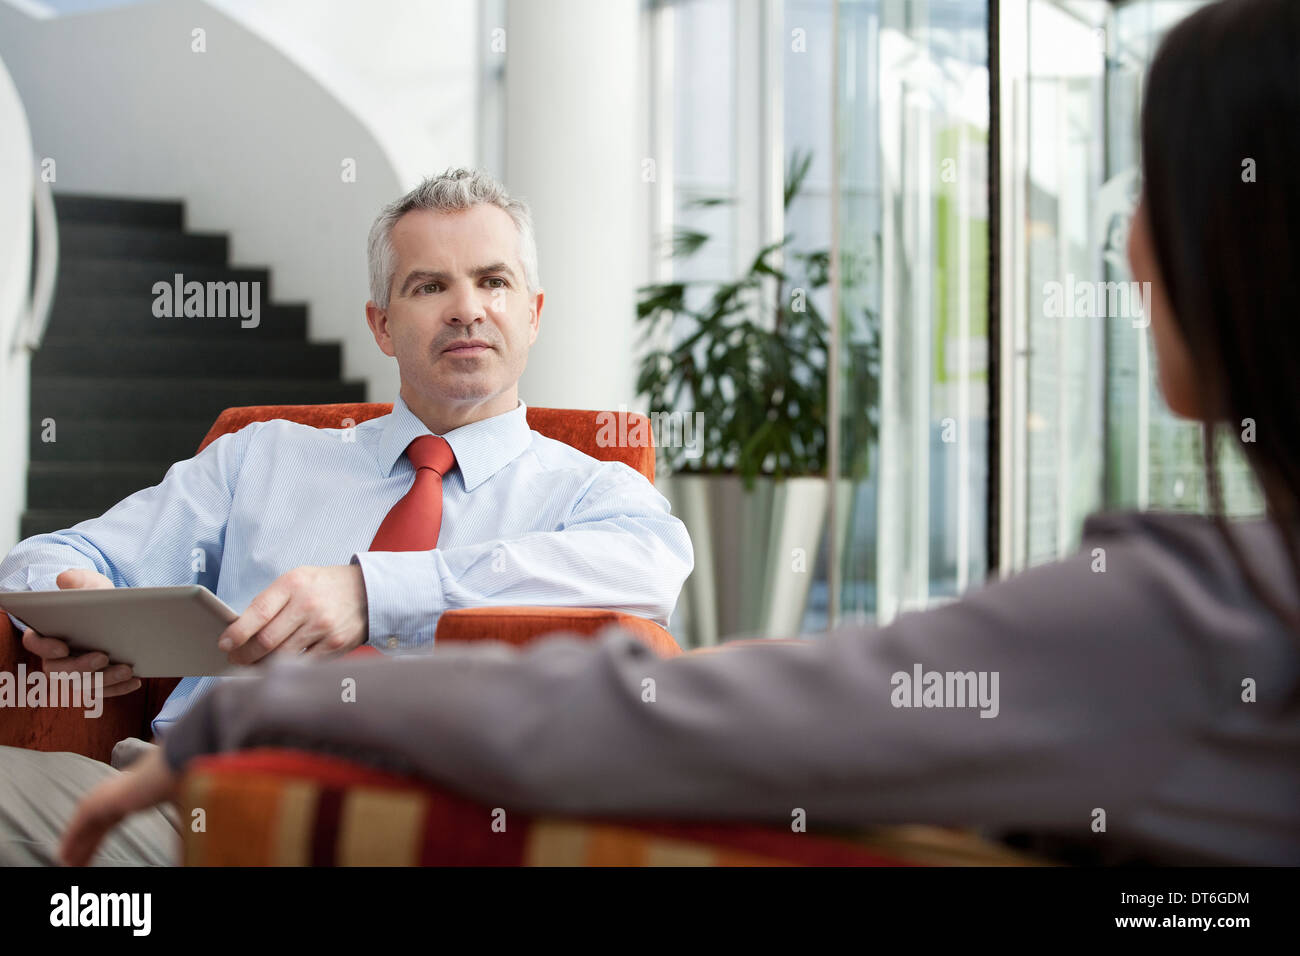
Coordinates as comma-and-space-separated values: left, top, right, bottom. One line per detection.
418, 283, 440, 294
485, 277, 506, 289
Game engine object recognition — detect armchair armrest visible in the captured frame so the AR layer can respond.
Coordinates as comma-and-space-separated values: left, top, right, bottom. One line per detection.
0, 602, 675, 762
179, 749, 1045, 866
435, 607, 682, 657
0, 608, 165, 761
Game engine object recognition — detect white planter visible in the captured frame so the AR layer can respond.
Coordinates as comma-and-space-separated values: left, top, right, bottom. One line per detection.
659, 474, 832, 647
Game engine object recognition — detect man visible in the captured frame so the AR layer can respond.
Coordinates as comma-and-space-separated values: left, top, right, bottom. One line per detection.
0, 168, 693, 865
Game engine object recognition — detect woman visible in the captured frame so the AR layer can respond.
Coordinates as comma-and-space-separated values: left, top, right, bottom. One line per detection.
63, 0, 1300, 866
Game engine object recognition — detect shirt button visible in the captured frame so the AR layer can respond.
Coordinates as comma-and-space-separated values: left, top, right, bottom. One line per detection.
386, 636, 399, 649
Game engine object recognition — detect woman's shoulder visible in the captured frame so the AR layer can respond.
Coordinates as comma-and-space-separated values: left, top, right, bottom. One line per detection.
1070, 507, 1299, 676
1078, 508, 1290, 595
1080, 506, 1262, 542
966, 508, 1297, 677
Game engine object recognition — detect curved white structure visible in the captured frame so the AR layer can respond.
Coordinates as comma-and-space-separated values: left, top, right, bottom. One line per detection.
0, 0, 405, 404
0, 51, 34, 552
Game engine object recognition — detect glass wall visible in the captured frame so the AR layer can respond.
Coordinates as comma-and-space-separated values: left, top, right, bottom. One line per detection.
669, 0, 736, 286
655, 0, 1256, 644
1106, 0, 1262, 519
996, 0, 1261, 580
834, 0, 990, 625
648, 0, 843, 644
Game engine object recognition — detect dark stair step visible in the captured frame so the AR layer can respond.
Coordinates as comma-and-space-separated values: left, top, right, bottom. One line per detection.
19, 510, 105, 541
28, 461, 173, 510
33, 337, 341, 378
22, 194, 369, 545
32, 376, 368, 420
58, 259, 269, 296
58, 223, 227, 264
48, 295, 307, 338
54, 194, 183, 229
29, 418, 216, 463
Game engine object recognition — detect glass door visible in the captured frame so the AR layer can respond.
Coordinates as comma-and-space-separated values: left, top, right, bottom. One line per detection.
829, 0, 1256, 633
994, 0, 1257, 582
833, 0, 991, 626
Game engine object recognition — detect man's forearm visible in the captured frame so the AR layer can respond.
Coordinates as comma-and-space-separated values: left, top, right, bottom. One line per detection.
0, 534, 111, 594
352, 519, 693, 646
1, 424, 251, 619
0, 535, 111, 633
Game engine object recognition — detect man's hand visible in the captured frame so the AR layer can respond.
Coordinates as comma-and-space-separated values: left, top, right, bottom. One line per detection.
219, 564, 368, 665
60, 746, 180, 866
18, 568, 140, 698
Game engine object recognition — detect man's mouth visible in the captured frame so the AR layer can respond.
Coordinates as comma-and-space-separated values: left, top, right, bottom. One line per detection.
443, 340, 493, 355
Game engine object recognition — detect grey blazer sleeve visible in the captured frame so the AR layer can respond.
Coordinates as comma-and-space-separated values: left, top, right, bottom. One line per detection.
162, 512, 1233, 843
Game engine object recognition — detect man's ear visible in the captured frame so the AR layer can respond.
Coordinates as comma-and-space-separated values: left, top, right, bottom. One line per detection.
365, 301, 396, 358
528, 289, 544, 346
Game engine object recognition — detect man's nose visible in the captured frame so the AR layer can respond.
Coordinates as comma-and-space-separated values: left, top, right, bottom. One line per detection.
445, 282, 486, 325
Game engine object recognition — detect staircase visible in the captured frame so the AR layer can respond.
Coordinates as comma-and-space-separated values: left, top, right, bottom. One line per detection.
21, 194, 367, 539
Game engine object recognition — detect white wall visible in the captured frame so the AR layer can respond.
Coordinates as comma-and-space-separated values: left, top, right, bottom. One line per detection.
0, 51, 33, 554
0, 0, 406, 403
206, 0, 481, 189
2, 0, 654, 421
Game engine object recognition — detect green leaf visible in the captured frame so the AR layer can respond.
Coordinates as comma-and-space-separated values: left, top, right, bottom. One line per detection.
683, 195, 734, 210
671, 228, 710, 258
784, 148, 814, 210
635, 148, 883, 481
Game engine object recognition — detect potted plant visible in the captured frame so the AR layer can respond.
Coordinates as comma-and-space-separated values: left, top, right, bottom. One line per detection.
637, 150, 879, 645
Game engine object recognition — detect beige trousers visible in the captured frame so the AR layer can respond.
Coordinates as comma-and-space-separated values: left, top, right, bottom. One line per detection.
0, 740, 181, 866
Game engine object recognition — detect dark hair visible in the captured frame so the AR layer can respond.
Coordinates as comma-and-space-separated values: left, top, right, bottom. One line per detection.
1140, 0, 1300, 636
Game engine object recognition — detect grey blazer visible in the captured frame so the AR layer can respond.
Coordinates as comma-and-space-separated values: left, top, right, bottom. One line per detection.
162, 511, 1300, 865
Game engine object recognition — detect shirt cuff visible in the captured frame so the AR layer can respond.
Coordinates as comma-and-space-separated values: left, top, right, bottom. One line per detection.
4, 569, 67, 633
349, 551, 445, 650
24, 568, 65, 592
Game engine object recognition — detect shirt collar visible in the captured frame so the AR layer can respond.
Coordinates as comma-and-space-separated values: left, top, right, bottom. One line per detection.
375, 394, 532, 491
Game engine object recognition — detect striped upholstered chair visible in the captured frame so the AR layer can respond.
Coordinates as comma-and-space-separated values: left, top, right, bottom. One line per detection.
178, 748, 1047, 866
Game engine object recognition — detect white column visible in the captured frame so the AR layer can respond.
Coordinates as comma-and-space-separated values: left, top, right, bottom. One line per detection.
504, 0, 643, 411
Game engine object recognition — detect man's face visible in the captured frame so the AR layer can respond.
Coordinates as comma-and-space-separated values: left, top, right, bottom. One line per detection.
366, 204, 543, 431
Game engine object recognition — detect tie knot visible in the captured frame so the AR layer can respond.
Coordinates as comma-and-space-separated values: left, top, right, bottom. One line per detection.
406, 435, 456, 476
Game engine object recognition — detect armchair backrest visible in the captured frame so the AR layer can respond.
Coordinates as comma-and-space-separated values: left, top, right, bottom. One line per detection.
196, 403, 656, 481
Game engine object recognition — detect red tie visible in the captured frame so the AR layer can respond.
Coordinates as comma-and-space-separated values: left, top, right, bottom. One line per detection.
369, 435, 457, 551
347, 435, 455, 658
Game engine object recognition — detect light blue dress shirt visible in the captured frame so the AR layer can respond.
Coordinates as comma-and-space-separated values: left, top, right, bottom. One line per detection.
0, 395, 693, 737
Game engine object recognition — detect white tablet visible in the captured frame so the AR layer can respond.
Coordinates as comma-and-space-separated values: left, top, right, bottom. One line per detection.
0, 585, 241, 677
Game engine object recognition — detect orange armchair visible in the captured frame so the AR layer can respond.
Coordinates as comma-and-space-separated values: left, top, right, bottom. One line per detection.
0, 402, 679, 763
